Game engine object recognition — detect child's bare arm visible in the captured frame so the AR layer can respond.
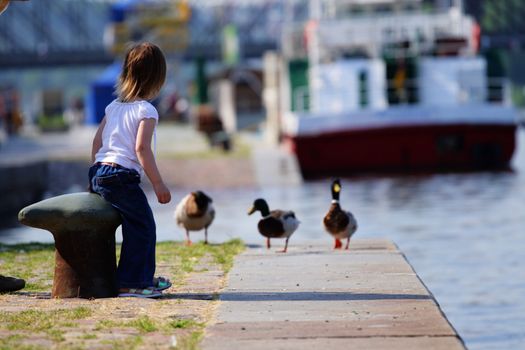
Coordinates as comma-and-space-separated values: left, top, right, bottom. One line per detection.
91, 117, 106, 163
136, 118, 171, 204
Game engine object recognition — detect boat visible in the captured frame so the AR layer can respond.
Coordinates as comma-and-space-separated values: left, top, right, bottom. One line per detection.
268, 0, 518, 178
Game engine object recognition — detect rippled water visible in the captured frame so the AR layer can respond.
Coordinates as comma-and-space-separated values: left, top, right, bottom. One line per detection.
2, 130, 524, 350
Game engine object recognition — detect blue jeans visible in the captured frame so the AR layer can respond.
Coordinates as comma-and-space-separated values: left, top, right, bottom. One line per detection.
89, 164, 156, 289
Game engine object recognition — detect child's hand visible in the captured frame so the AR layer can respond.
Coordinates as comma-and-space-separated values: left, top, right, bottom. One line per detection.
153, 181, 171, 204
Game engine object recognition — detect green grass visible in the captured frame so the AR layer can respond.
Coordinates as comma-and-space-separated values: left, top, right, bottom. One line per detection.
168, 318, 202, 330
0, 239, 244, 293
0, 239, 245, 350
0, 243, 55, 291
207, 239, 245, 272
95, 316, 202, 337
80, 333, 97, 340
0, 307, 93, 332
0, 307, 93, 344
127, 316, 158, 333
101, 336, 143, 350
95, 316, 158, 334
176, 329, 205, 350
156, 239, 244, 283
0, 305, 207, 349
0, 335, 46, 350
93, 319, 120, 331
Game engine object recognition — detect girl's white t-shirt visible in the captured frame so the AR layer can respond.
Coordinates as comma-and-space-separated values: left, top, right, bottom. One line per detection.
95, 99, 158, 174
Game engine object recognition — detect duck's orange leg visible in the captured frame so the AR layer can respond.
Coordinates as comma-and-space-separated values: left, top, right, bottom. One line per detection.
266, 238, 271, 249
279, 237, 289, 253
186, 230, 192, 246
334, 238, 343, 249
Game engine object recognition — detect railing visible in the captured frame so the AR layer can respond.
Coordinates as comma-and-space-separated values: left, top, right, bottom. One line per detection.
0, 0, 285, 66
291, 76, 510, 113
282, 6, 475, 60
0, 0, 111, 67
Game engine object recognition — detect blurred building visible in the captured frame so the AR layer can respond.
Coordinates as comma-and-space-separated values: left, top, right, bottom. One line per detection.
1, 0, 522, 67
1, 0, 522, 126
0, 0, 112, 67
0, 0, 285, 67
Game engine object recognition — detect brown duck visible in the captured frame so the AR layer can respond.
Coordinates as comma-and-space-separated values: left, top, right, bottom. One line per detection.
174, 191, 215, 245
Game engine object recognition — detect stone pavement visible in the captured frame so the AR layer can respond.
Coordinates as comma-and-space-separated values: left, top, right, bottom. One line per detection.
0, 124, 291, 189
201, 239, 465, 350
0, 124, 211, 166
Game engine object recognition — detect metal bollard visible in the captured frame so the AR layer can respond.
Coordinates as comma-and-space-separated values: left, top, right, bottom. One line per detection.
18, 192, 121, 298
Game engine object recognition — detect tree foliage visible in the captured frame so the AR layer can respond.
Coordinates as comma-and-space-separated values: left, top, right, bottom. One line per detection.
481, 0, 525, 34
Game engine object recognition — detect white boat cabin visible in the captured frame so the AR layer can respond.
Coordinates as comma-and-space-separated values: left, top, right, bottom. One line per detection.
279, 0, 507, 114
307, 56, 489, 114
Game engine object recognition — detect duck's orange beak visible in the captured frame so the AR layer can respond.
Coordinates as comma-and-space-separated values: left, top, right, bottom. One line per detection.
247, 206, 256, 215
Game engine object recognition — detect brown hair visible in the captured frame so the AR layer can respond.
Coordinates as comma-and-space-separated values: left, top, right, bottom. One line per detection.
116, 42, 166, 102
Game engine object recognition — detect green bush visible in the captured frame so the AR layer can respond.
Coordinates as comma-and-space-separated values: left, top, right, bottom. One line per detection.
37, 114, 69, 132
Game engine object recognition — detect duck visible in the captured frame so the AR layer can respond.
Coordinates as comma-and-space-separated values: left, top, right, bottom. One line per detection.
174, 191, 215, 245
247, 198, 300, 253
323, 179, 358, 250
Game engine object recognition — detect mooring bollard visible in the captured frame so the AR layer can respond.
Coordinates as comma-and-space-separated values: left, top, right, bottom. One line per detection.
18, 192, 121, 298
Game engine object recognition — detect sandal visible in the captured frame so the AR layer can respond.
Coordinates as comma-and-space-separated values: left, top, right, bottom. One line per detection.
153, 276, 172, 291
118, 287, 162, 299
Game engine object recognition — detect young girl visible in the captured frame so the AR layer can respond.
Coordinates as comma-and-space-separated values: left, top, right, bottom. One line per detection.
89, 42, 171, 298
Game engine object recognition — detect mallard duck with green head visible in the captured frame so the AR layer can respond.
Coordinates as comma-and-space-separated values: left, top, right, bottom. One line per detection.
323, 179, 358, 249
247, 198, 300, 253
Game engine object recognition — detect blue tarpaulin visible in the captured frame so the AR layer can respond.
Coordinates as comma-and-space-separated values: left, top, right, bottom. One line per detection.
110, 0, 147, 22
110, 0, 140, 22
85, 62, 121, 125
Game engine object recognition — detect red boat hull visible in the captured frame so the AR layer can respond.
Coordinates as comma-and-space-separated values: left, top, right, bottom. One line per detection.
285, 124, 517, 178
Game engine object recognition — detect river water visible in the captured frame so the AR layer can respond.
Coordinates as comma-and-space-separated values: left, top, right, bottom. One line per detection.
1, 129, 524, 350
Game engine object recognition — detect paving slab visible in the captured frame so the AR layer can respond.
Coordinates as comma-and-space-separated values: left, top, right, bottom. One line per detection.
202, 239, 465, 350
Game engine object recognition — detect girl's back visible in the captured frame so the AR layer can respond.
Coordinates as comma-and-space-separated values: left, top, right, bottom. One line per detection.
95, 100, 158, 173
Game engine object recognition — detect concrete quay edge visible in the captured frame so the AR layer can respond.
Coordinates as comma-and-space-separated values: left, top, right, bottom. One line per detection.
201, 239, 466, 350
